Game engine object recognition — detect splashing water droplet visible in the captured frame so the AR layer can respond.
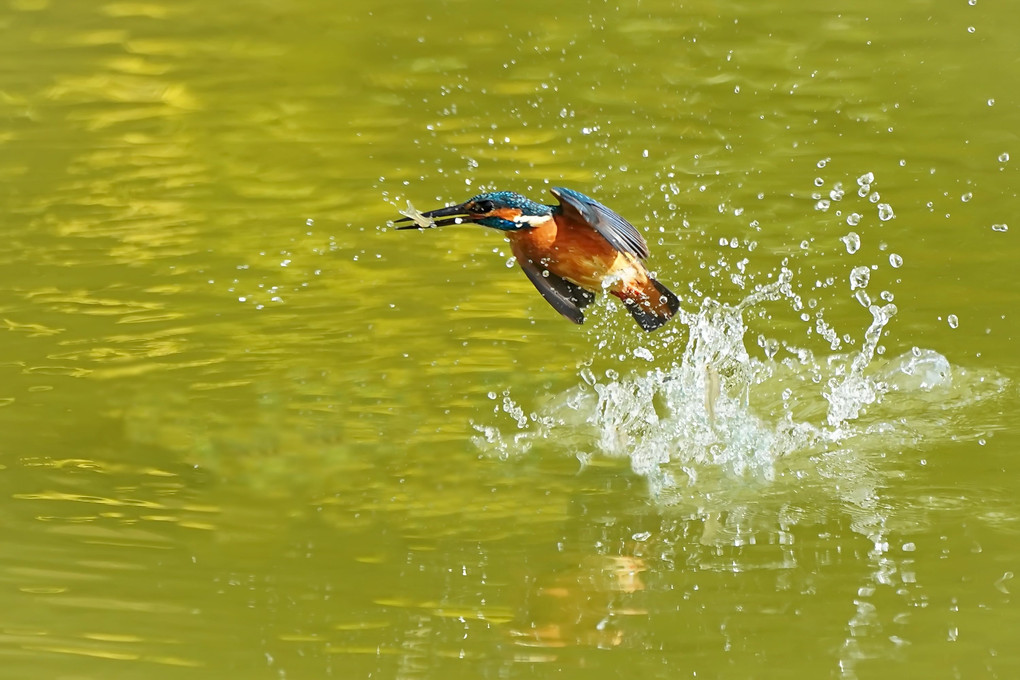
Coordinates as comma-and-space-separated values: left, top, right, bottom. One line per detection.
757, 334, 780, 359
991, 223, 1008, 232
857, 172, 875, 187
815, 199, 831, 211
883, 348, 951, 390
947, 314, 959, 329
633, 347, 654, 361
850, 266, 871, 290
847, 213, 862, 227
829, 183, 845, 201
502, 393, 530, 428
823, 302, 898, 426
840, 232, 861, 254
877, 204, 895, 221
889, 253, 903, 268
961, 192, 973, 202
999, 152, 1010, 163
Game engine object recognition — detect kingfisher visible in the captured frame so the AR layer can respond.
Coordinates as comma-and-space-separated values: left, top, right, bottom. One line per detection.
395, 187, 680, 331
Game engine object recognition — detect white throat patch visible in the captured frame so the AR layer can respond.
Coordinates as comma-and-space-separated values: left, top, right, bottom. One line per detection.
514, 214, 551, 226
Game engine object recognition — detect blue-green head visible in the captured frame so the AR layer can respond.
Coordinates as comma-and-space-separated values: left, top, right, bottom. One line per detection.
394, 190, 553, 232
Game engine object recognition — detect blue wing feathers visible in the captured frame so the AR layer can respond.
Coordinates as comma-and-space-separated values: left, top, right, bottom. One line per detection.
550, 187, 650, 259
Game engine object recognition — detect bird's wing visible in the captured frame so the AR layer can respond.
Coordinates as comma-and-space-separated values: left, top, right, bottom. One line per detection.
517, 256, 596, 324
550, 187, 650, 260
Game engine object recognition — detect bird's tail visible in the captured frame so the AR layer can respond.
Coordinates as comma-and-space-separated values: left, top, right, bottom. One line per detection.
620, 278, 681, 332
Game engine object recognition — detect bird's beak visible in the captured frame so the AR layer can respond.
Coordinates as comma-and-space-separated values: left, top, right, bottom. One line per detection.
394, 201, 472, 229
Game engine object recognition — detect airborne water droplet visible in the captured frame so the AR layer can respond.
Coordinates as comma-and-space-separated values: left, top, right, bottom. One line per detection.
847, 213, 862, 227
850, 265, 871, 290
840, 231, 861, 254
877, 204, 895, 221
947, 314, 959, 329
889, 253, 903, 268
991, 223, 1008, 232
633, 347, 654, 361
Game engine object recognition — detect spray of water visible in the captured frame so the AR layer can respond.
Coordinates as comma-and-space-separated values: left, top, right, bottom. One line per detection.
472, 172, 1007, 508
472, 171, 1010, 674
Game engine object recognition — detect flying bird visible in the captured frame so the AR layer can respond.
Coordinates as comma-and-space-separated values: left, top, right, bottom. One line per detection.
395, 187, 680, 331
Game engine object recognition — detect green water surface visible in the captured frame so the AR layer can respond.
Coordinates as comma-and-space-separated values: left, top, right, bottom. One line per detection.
1, 0, 1018, 678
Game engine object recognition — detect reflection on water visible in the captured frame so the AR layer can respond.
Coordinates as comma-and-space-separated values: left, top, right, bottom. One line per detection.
507, 471, 652, 658
511, 553, 646, 656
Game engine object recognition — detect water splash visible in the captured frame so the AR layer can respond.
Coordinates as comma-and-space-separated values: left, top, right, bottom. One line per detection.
481, 279, 880, 466
472, 172, 1008, 511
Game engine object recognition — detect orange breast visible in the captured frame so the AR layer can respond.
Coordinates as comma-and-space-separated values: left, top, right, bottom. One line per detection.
507, 216, 651, 295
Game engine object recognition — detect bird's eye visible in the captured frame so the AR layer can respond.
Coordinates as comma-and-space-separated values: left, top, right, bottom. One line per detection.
473, 200, 495, 213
